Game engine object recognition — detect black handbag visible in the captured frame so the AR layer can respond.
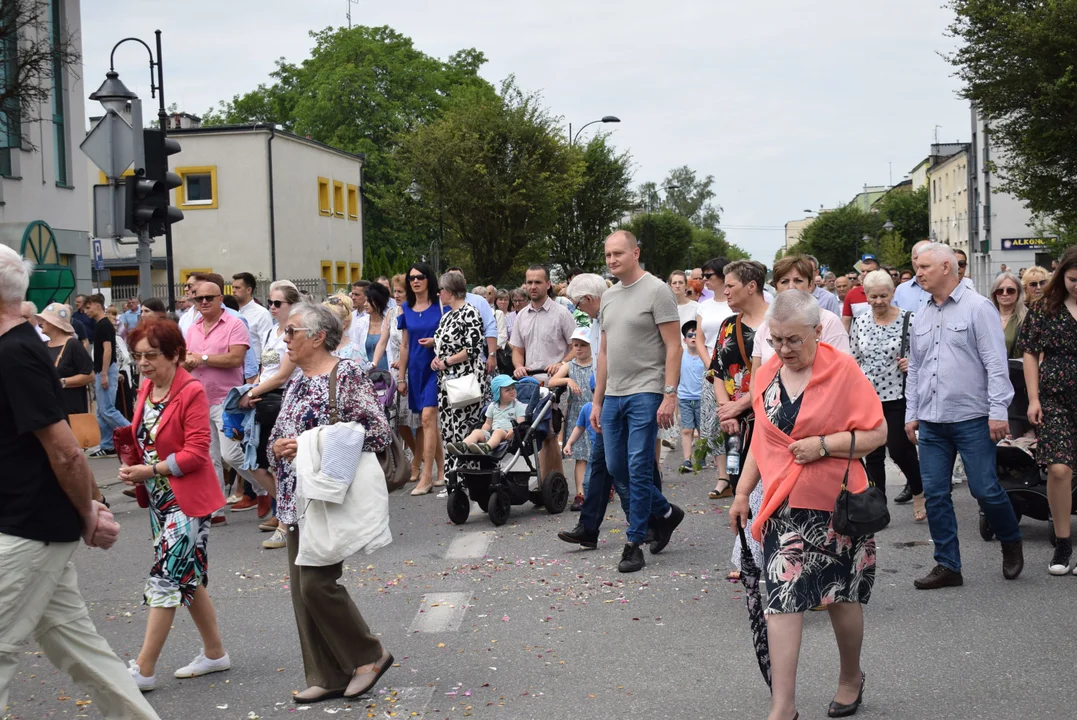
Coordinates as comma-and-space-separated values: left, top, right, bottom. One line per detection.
832, 431, 890, 536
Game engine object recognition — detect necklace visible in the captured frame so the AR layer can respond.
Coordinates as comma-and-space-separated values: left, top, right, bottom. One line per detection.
780, 367, 812, 400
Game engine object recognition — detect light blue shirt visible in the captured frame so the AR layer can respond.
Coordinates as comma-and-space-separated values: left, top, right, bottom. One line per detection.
224, 306, 260, 379
905, 282, 1013, 424
678, 352, 704, 400
813, 286, 842, 315
893, 278, 930, 313
465, 292, 498, 340
120, 308, 140, 333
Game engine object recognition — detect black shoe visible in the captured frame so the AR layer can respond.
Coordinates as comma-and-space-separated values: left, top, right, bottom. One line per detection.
893, 485, 913, 504
1001, 539, 1024, 580
557, 523, 598, 549
644, 527, 655, 544
648, 504, 684, 554
827, 672, 865, 718
617, 543, 645, 573
1048, 537, 1074, 575
913, 564, 963, 589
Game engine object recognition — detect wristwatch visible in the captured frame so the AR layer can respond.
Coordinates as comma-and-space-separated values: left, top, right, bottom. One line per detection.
663, 384, 676, 395
201, 354, 209, 366
819, 435, 830, 457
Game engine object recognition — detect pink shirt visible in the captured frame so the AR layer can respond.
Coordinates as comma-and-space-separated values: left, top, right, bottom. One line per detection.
753, 308, 850, 365
185, 311, 250, 405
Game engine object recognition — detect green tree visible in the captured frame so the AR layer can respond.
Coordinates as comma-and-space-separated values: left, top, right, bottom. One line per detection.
689, 227, 748, 267
798, 203, 878, 273
874, 186, 929, 257
398, 78, 582, 284
548, 134, 634, 275
622, 210, 695, 280
202, 25, 490, 269
947, 0, 1077, 229
878, 230, 908, 269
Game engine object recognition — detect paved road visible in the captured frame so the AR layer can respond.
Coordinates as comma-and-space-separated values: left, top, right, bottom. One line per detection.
5, 454, 1075, 720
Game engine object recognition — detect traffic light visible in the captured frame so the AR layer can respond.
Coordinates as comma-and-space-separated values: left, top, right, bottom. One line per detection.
124, 129, 183, 237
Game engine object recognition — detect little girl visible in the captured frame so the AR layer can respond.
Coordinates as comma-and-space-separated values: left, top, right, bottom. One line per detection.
549, 328, 594, 511
447, 375, 526, 455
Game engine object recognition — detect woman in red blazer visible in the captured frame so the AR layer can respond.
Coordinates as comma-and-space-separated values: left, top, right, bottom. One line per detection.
118, 319, 232, 692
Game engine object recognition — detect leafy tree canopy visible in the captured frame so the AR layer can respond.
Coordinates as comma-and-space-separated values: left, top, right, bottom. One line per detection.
623, 210, 696, 281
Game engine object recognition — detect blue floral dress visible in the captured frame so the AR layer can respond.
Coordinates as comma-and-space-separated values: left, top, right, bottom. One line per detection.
138, 397, 211, 608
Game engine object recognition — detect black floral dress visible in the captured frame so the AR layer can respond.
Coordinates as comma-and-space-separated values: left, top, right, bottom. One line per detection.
434, 303, 489, 471
1017, 304, 1077, 466
760, 373, 876, 615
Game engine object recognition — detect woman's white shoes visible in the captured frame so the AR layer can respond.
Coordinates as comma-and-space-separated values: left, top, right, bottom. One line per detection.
174, 650, 231, 678
127, 661, 156, 692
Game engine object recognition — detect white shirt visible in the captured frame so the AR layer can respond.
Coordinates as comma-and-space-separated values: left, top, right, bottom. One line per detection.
696, 298, 733, 351
753, 308, 850, 365
348, 310, 370, 356
239, 300, 273, 359
177, 305, 197, 336
676, 300, 699, 330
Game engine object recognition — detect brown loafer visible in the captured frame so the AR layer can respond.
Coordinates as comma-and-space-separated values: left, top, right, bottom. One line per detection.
344, 652, 393, 699
913, 564, 963, 590
293, 685, 346, 704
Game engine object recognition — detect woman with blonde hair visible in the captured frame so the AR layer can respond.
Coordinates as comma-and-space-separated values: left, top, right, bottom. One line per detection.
373, 275, 421, 480
322, 293, 366, 364
990, 271, 1027, 359
1022, 265, 1050, 305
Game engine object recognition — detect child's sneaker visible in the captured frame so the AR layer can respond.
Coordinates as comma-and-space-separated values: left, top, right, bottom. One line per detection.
466, 443, 484, 455
477, 442, 493, 454
571, 494, 584, 511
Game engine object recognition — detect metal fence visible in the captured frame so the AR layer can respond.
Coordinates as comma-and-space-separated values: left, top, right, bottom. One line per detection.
107, 278, 330, 306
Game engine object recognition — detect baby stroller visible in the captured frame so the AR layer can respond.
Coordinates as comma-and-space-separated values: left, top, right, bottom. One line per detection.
979, 360, 1077, 544
445, 376, 569, 526
367, 369, 398, 432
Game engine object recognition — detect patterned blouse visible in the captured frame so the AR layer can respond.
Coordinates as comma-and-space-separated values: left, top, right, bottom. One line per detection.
710, 314, 756, 401
268, 359, 390, 525
849, 310, 912, 403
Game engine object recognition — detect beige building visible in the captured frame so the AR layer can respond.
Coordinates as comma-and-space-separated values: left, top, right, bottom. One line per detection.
927, 149, 970, 254
0, 0, 92, 297
784, 216, 815, 250
92, 124, 364, 299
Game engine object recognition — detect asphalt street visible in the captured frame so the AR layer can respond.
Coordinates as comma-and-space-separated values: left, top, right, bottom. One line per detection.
4, 453, 1074, 720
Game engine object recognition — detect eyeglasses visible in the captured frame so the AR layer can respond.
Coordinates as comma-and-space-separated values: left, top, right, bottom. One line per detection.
1027, 280, 1046, 288
193, 294, 220, 304
268, 300, 288, 308
408, 275, 426, 282
283, 327, 311, 339
766, 335, 809, 350
327, 296, 346, 306
131, 351, 162, 361
995, 287, 1018, 296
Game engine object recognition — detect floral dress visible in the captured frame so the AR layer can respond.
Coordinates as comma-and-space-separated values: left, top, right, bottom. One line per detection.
1017, 304, 1077, 466
760, 373, 876, 615
701, 315, 757, 455
434, 303, 489, 472
138, 397, 211, 608
268, 359, 391, 526
563, 359, 594, 461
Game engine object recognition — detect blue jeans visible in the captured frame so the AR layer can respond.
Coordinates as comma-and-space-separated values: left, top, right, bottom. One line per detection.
95, 365, 130, 450
919, 418, 1021, 572
601, 393, 671, 544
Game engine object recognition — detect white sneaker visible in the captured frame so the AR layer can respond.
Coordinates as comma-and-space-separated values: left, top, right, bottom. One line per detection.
174, 650, 231, 678
128, 660, 156, 692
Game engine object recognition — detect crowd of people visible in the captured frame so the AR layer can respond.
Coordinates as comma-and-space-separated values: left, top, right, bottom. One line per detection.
1, 232, 1074, 720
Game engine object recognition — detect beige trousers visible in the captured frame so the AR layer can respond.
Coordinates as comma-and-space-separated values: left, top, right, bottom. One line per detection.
0, 533, 160, 719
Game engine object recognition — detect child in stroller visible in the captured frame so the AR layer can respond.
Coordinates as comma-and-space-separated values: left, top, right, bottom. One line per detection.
447, 375, 527, 455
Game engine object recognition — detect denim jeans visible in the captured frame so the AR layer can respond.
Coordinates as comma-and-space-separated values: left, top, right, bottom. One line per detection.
601, 393, 671, 544
208, 404, 262, 516
919, 417, 1021, 572
94, 364, 130, 451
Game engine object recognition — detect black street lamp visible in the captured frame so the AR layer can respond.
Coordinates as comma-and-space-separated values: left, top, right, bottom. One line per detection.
568, 115, 620, 146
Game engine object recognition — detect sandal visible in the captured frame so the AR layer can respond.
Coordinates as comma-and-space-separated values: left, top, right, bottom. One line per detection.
708, 482, 732, 500
293, 686, 346, 704
913, 495, 927, 522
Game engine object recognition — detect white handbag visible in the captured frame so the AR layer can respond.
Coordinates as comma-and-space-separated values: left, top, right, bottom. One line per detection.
444, 372, 483, 409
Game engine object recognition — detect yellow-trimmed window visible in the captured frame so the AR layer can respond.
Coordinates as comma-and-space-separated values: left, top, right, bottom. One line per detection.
350, 263, 361, 283
175, 166, 218, 209
318, 178, 332, 216
346, 184, 359, 220
321, 261, 333, 291
333, 181, 345, 218
335, 262, 347, 291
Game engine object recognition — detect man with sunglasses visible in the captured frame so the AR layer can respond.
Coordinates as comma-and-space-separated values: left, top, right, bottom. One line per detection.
177, 273, 204, 336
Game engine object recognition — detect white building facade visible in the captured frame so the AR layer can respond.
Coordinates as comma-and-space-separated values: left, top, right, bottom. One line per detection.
927, 149, 970, 256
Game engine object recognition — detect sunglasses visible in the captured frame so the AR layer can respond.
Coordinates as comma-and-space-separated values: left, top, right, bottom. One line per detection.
283, 326, 311, 339
193, 294, 220, 304
685, 331, 697, 338
131, 351, 162, 361
1028, 280, 1046, 288
995, 287, 1018, 296
408, 275, 426, 282
268, 300, 287, 308
327, 296, 346, 306
957, 261, 967, 268
702, 272, 717, 279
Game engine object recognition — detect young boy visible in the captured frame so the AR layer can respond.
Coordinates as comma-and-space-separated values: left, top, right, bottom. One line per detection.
549, 327, 594, 510
563, 400, 597, 480
448, 375, 527, 455
678, 320, 705, 474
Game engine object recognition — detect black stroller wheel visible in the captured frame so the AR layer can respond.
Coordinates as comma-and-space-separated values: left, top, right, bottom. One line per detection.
542, 471, 569, 514
488, 489, 510, 526
447, 489, 470, 525
979, 513, 995, 541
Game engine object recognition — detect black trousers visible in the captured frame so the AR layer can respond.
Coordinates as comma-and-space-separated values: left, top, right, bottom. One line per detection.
865, 397, 923, 499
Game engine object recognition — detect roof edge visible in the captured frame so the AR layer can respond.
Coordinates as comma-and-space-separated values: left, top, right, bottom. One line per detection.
168, 124, 366, 162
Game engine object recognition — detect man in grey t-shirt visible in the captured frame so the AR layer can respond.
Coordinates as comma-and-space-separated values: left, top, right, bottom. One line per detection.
592, 230, 685, 573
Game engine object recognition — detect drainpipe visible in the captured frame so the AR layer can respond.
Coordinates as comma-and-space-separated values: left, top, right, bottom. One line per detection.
266, 125, 278, 280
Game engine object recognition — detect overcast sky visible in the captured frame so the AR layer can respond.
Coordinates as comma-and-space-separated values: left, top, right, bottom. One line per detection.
82, 1, 969, 266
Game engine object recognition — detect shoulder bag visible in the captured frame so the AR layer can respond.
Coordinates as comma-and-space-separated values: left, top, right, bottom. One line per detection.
54, 340, 101, 449
437, 315, 483, 409
832, 430, 890, 536
329, 362, 409, 493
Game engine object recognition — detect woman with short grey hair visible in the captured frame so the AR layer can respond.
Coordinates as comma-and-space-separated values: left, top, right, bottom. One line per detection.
290, 303, 344, 353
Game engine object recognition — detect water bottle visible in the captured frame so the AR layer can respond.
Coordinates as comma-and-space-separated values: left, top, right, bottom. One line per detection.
726, 434, 741, 476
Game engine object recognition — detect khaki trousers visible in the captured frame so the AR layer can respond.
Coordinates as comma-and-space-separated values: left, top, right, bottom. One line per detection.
286, 525, 382, 689
0, 533, 160, 719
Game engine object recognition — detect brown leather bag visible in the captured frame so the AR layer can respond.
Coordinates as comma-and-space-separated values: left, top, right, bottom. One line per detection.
328, 363, 410, 493
53, 340, 101, 449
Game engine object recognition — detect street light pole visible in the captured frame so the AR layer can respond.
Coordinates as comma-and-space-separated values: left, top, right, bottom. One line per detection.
568, 115, 620, 146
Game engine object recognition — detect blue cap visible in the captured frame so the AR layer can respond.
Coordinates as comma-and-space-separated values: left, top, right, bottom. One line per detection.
490, 374, 517, 402
861, 254, 876, 262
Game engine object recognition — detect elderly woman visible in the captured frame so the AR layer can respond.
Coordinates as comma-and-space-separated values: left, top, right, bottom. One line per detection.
1019, 246, 1077, 575
496, 289, 513, 342
850, 270, 926, 520
397, 262, 448, 494
730, 290, 886, 720
434, 271, 489, 475
372, 274, 422, 480
990, 271, 1027, 359
268, 303, 393, 703
120, 319, 231, 691
1023, 265, 1050, 305
322, 293, 366, 363
37, 303, 94, 416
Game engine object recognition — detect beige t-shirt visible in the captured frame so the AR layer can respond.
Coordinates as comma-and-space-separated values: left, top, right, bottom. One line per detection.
599, 273, 680, 396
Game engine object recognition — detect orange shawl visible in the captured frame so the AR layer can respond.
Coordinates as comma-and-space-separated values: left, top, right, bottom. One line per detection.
749, 343, 884, 541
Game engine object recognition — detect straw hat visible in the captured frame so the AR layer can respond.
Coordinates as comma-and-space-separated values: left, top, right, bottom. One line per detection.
36, 302, 75, 334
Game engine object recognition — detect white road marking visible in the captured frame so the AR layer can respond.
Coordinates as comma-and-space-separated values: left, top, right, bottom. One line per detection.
408, 592, 471, 633
445, 531, 493, 558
